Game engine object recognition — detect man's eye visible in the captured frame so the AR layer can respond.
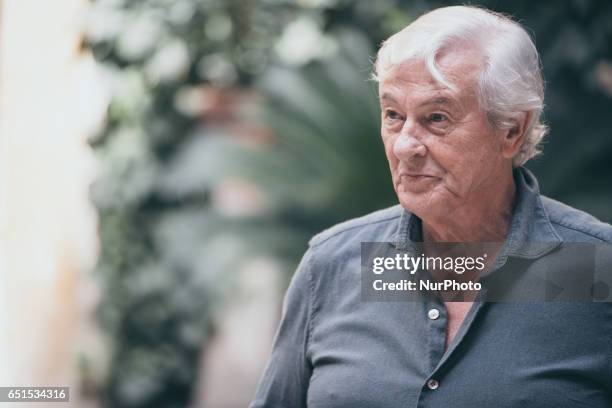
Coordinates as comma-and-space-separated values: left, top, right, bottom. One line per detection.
385, 110, 401, 120
428, 113, 448, 123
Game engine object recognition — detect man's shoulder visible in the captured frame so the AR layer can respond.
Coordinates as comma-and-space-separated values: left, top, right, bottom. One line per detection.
541, 195, 612, 243
308, 205, 403, 249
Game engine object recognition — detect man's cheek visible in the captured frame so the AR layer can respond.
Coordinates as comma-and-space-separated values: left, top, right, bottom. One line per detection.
447, 170, 476, 198
385, 150, 399, 171
383, 139, 393, 156
438, 164, 461, 196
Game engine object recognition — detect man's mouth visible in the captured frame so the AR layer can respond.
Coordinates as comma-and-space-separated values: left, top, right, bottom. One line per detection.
400, 173, 438, 181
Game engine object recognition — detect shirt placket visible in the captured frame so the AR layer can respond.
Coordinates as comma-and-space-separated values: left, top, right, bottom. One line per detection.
416, 287, 488, 407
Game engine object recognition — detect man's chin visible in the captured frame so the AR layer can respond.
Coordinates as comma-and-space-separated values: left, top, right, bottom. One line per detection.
397, 194, 442, 220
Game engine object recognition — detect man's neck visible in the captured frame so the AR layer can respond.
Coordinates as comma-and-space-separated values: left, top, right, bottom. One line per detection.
422, 171, 517, 243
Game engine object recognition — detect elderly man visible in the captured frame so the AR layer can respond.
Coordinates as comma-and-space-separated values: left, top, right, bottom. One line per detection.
251, 6, 612, 408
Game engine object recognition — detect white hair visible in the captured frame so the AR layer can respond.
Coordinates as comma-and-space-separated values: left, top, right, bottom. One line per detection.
373, 6, 547, 166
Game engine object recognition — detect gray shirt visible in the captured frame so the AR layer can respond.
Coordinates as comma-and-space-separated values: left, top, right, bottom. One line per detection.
250, 167, 612, 408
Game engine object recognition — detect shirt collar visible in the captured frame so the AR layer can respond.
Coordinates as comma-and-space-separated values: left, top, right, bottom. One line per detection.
391, 167, 563, 263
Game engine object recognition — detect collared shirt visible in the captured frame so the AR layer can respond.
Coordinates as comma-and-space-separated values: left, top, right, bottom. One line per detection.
250, 167, 612, 408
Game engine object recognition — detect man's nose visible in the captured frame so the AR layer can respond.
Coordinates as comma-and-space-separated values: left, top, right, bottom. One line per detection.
393, 127, 427, 159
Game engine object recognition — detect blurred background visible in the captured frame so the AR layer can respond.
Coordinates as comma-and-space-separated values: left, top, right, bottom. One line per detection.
0, 0, 610, 407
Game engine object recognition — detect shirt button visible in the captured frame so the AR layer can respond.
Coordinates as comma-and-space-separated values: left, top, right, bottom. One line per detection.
428, 308, 440, 320
427, 379, 439, 390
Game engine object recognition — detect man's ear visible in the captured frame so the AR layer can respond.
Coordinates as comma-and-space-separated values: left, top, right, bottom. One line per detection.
501, 111, 532, 159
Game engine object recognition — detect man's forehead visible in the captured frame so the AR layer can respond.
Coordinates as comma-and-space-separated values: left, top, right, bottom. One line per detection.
378, 60, 478, 106
379, 82, 465, 110
378, 49, 481, 95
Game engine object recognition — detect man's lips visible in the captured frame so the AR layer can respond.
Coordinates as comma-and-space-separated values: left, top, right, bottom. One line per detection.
399, 173, 440, 180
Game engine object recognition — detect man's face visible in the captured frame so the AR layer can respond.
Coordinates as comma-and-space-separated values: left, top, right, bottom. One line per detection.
378, 51, 509, 220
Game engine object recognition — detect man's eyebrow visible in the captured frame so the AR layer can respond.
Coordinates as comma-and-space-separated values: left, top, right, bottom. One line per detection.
380, 94, 460, 108
420, 96, 457, 107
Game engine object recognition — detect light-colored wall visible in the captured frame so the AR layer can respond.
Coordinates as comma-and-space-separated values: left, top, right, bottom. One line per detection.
0, 0, 103, 406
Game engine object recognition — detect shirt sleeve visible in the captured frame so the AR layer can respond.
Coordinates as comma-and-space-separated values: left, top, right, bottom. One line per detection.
249, 248, 314, 408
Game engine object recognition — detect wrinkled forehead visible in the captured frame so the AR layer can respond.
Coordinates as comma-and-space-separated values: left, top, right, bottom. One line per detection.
378, 51, 482, 104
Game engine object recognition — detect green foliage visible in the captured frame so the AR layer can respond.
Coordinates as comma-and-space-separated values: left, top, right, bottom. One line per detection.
85, 0, 291, 406
209, 30, 396, 230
